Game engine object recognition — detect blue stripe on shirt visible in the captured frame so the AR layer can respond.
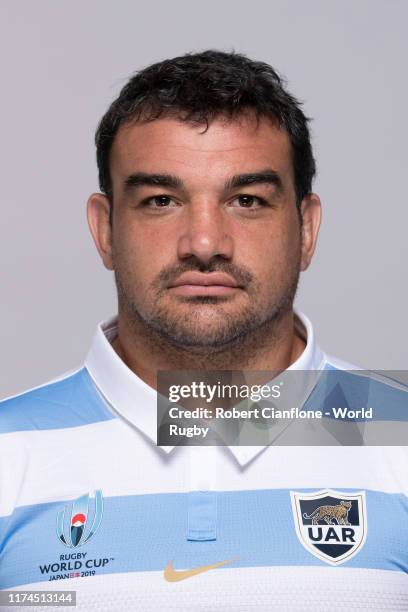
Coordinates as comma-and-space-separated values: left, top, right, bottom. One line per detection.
0, 369, 115, 432
0, 487, 407, 588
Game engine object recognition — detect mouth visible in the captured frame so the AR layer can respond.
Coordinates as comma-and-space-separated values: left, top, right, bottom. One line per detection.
168, 272, 242, 297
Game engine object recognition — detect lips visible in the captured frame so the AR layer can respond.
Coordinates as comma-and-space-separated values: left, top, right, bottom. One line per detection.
169, 272, 239, 288
168, 272, 241, 297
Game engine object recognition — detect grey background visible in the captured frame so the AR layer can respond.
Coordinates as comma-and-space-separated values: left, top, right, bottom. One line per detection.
1, 0, 407, 399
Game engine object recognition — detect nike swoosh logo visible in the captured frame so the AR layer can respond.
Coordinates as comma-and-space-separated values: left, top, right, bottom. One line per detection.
163, 557, 239, 582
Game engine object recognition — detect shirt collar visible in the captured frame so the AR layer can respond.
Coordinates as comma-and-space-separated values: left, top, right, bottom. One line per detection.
85, 310, 326, 467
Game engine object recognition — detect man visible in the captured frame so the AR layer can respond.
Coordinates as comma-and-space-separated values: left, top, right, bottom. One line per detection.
0, 50, 407, 611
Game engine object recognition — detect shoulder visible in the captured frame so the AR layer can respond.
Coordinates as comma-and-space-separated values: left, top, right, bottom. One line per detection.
323, 353, 363, 371
0, 368, 115, 433
321, 353, 408, 414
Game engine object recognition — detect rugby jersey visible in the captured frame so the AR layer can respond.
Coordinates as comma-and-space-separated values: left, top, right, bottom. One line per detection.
0, 311, 407, 611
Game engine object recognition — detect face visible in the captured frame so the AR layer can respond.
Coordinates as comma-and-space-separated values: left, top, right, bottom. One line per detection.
88, 112, 321, 350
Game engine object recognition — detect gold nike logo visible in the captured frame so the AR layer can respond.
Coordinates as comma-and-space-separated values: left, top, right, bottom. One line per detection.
163, 557, 239, 582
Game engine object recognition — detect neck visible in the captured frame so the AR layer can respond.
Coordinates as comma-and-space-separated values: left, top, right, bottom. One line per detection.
112, 308, 306, 391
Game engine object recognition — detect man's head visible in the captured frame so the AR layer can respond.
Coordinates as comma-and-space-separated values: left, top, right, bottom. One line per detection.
95, 49, 316, 213
87, 50, 321, 353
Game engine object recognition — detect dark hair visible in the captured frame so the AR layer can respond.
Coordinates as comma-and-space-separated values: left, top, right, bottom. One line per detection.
95, 49, 316, 208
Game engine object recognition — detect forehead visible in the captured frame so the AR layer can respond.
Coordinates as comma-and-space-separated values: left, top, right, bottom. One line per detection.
110, 112, 294, 186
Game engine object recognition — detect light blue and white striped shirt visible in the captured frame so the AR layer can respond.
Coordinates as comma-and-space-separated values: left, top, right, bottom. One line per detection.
1, 312, 407, 611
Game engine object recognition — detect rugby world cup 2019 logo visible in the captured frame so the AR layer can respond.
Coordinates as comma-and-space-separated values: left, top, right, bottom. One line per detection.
290, 489, 367, 565
56, 490, 103, 548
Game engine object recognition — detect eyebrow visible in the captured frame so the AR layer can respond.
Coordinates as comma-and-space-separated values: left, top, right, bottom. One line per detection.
225, 169, 283, 192
124, 172, 184, 192
123, 169, 283, 193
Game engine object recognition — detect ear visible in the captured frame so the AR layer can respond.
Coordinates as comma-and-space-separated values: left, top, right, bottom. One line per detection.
299, 193, 322, 271
86, 193, 114, 270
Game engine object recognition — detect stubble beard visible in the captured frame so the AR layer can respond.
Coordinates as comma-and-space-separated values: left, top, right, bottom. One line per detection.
113, 257, 301, 368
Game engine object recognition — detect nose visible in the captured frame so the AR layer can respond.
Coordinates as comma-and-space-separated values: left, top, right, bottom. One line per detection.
177, 198, 234, 266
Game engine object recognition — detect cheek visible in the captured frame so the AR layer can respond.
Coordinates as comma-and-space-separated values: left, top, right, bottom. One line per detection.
237, 220, 300, 280
112, 224, 169, 285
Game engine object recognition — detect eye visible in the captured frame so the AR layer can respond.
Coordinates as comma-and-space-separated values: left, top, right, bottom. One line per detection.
141, 195, 178, 208
230, 194, 268, 209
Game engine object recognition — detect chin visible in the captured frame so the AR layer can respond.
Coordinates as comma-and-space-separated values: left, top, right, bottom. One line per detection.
158, 319, 256, 349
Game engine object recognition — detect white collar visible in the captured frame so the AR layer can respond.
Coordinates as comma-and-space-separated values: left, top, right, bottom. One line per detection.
85, 310, 326, 467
